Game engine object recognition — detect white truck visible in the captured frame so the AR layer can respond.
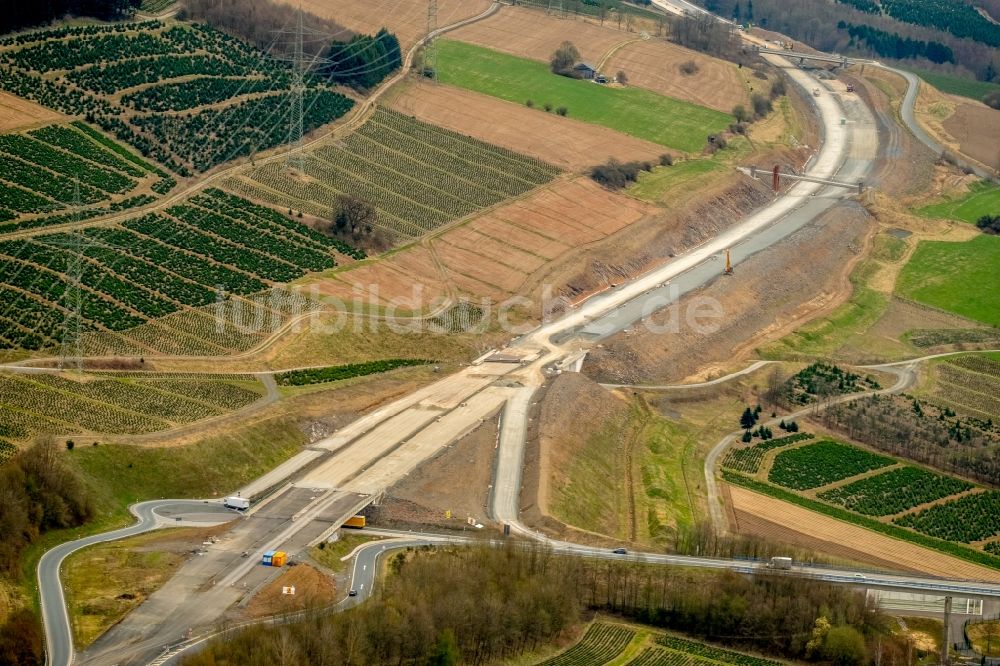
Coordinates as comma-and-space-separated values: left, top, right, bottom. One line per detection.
224, 496, 250, 511
768, 556, 793, 570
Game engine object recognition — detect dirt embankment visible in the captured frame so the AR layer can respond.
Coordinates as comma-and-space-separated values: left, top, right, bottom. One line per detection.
378, 414, 500, 531
848, 70, 936, 198
519, 373, 638, 544
553, 174, 774, 303
584, 201, 873, 384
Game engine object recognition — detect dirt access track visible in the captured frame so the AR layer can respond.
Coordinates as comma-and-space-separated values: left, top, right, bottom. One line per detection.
729, 485, 1000, 582
277, 0, 491, 50
447, 5, 748, 112
389, 81, 666, 171
0, 91, 64, 132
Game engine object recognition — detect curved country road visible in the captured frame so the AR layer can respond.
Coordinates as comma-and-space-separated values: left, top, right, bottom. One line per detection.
881, 66, 996, 181
39, 500, 234, 666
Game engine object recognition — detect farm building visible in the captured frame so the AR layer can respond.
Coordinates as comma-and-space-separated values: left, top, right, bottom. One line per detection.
574, 62, 597, 79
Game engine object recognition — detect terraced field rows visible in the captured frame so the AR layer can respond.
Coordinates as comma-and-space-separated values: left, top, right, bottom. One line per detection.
0, 372, 264, 438
817, 466, 973, 516
233, 108, 560, 240
538, 623, 635, 665
0, 121, 172, 233
0, 190, 353, 352
931, 356, 1000, 419
727, 434, 1000, 560
721, 433, 814, 474
531, 625, 787, 666
655, 636, 783, 666
0, 21, 353, 175
768, 441, 895, 490
895, 491, 1000, 543
0, 439, 17, 465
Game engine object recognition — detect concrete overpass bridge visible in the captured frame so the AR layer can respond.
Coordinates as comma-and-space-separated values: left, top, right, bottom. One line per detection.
739, 165, 867, 194
754, 46, 874, 67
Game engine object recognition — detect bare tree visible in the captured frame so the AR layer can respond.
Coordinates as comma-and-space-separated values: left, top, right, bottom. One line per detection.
550, 41, 581, 77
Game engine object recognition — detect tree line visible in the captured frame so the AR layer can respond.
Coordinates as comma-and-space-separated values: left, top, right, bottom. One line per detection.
323, 29, 402, 91
179, 0, 351, 58
0, 442, 94, 666
840, 21, 954, 64
183, 542, 911, 666
697, 0, 1000, 84
822, 394, 1000, 485
0, 0, 139, 36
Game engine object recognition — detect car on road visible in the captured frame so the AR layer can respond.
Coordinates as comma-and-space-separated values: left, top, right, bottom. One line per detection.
853, 574, 866, 580
612, 548, 627, 554
349, 589, 358, 597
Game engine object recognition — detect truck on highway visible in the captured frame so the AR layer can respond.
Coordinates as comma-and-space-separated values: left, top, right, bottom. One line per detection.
224, 496, 250, 510
768, 556, 793, 570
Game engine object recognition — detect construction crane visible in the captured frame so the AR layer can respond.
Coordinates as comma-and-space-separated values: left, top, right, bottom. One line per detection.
724, 249, 734, 275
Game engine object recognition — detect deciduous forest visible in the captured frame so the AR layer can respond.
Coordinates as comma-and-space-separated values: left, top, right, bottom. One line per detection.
183, 544, 898, 666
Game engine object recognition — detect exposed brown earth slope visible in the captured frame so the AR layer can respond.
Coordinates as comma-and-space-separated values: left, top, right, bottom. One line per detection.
584, 201, 872, 384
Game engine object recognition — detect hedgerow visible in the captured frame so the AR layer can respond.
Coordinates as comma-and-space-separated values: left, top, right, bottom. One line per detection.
276, 359, 432, 386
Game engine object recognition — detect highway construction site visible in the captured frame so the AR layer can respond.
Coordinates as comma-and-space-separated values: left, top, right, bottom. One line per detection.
19, 3, 1000, 665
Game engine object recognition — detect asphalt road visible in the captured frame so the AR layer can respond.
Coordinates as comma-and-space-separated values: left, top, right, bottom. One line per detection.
885, 65, 995, 181
38, 500, 234, 666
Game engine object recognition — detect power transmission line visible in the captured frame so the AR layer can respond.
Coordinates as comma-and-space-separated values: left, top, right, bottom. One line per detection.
57, 182, 84, 372
271, 4, 334, 172
425, 0, 438, 81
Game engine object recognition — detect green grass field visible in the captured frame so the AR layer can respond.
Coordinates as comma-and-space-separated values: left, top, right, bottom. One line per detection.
909, 68, 1000, 101
629, 137, 752, 203
918, 181, 1000, 224
630, 159, 726, 202
760, 260, 890, 358
896, 235, 1000, 326
435, 40, 732, 153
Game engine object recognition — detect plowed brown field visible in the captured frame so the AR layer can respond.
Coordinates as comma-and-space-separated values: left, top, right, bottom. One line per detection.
449, 6, 625, 64
278, 0, 491, 49
0, 92, 63, 132
447, 6, 746, 111
389, 82, 665, 170
315, 178, 652, 309
605, 39, 749, 112
729, 485, 1000, 582
943, 103, 1000, 171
